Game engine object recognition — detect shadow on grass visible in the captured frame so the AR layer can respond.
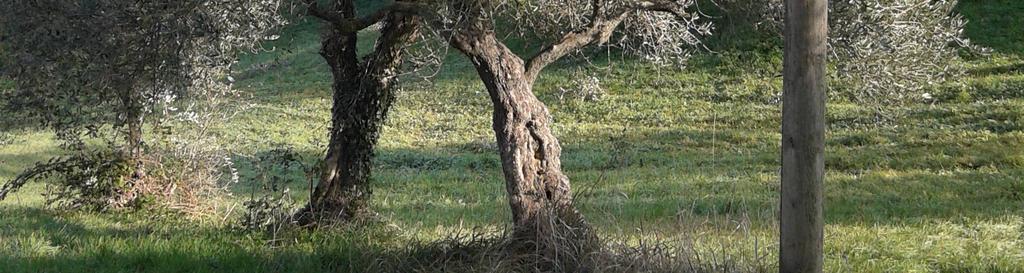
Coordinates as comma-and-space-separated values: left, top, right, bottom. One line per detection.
969, 62, 1024, 76
0, 206, 385, 273
957, 0, 1024, 56
0, 205, 760, 273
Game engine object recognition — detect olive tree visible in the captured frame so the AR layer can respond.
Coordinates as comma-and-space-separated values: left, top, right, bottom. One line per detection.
719, 0, 973, 114
829, 0, 971, 110
358, 0, 712, 237
0, 0, 284, 208
290, 0, 422, 224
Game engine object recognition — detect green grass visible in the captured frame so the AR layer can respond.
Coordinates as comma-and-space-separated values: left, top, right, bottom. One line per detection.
3, 2, 1024, 272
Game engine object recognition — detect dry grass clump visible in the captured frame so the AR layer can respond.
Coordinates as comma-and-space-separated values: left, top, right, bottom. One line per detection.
373, 226, 768, 273
134, 141, 238, 220
366, 209, 770, 273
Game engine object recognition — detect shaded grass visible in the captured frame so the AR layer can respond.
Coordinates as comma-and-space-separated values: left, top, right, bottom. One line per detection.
958, 0, 1024, 56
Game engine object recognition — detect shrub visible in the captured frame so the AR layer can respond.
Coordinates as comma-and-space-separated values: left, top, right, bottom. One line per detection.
136, 138, 239, 218
559, 70, 606, 103
0, 149, 141, 211
0, 63, 252, 216
239, 147, 307, 232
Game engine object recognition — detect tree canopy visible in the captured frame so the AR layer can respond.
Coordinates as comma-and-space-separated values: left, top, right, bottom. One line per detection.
1, 0, 284, 146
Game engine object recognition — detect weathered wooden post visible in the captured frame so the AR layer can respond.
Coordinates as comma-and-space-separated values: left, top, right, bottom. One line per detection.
780, 0, 827, 272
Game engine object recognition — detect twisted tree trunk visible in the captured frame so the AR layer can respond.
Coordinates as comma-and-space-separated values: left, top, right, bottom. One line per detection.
295, 9, 419, 224
453, 30, 584, 236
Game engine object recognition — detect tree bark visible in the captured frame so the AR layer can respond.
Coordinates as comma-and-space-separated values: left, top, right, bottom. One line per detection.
120, 90, 145, 179
452, 29, 584, 236
296, 8, 419, 224
780, 0, 827, 272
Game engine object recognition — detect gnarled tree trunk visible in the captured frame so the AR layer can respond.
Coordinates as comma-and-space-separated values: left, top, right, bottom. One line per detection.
295, 9, 419, 224
453, 30, 585, 236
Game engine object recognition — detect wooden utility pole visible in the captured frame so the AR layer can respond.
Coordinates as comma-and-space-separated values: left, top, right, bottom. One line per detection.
780, 0, 827, 272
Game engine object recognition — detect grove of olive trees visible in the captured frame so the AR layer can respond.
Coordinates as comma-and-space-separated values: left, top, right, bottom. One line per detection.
0, 0, 1008, 272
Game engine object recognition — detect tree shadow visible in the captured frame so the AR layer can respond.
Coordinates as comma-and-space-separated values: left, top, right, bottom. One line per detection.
0, 206, 382, 273
957, 0, 1024, 56
969, 62, 1024, 76
0, 205, 745, 273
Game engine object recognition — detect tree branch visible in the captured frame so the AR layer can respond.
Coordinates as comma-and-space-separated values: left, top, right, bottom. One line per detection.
306, 0, 443, 33
524, 2, 626, 81
524, 0, 693, 81
304, 0, 343, 23
634, 0, 693, 21
369, 2, 478, 54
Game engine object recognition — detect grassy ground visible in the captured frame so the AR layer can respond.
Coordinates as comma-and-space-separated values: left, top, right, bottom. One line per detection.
2, 1, 1023, 272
